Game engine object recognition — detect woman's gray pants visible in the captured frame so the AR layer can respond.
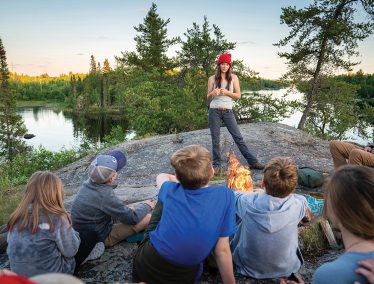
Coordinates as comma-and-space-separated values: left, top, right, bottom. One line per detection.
208, 108, 258, 167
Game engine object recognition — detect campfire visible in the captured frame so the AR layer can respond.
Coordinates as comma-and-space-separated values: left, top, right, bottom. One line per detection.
226, 153, 253, 192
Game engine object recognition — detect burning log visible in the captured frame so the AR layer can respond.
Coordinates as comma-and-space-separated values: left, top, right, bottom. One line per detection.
226, 153, 253, 192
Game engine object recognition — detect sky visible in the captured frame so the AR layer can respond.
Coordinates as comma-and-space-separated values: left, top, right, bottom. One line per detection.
1, 0, 373, 79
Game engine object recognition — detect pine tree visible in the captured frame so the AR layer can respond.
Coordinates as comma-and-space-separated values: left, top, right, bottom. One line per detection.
82, 55, 101, 108
103, 59, 111, 74
89, 55, 97, 73
102, 59, 111, 107
120, 3, 179, 73
178, 16, 236, 77
0, 37, 28, 162
275, 0, 374, 130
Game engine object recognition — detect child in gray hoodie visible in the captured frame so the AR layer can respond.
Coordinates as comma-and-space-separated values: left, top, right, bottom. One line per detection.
7, 171, 80, 277
71, 150, 154, 267
230, 157, 309, 279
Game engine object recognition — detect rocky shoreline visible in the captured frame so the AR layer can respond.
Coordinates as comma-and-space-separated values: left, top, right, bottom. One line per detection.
0, 122, 340, 283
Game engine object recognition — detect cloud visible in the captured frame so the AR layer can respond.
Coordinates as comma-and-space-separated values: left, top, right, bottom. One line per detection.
75, 53, 85, 56
237, 41, 256, 45
96, 36, 110, 40
14, 63, 37, 67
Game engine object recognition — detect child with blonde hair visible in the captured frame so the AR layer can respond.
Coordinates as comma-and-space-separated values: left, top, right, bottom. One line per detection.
231, 157, 309, 279
7, 171, 80, 277
133, 145, 236, 284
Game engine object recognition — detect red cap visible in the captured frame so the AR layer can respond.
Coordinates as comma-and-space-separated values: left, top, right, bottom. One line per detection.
0, 275, 36, 284
217, 53, 232, 67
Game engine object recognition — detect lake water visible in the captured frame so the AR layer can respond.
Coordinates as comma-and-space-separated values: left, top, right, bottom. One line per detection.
254, 88, 372, 146
19, 89, 371, 151
20, 107, 131, 151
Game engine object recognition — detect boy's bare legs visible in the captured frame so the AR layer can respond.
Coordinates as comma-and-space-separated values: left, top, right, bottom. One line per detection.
104, 213, 152, 247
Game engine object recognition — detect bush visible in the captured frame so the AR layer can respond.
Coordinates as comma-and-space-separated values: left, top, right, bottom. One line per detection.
0, 185, 24, 225
103, 125, 127, 146
0, 146, 85, 188
0, 146, 87, 225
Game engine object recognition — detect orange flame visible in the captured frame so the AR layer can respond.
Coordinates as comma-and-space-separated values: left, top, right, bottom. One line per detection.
226, 153, 253, 192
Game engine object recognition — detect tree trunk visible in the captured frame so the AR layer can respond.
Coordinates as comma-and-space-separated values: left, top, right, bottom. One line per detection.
298, 0, 349, 130
100, 76, 105, 108
298, 33, 329, 130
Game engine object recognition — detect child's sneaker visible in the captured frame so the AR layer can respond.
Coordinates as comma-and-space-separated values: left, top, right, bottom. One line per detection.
82, 242, 105, 265
126, 231, 145, 243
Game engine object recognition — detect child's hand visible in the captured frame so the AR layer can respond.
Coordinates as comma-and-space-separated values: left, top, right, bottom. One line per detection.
355, 259, 374, 284
253, 187, 265, 193
279, 273, 305, 284
304, 207, 313, 222
147, 200, 155, 210
364, 146, 372, 152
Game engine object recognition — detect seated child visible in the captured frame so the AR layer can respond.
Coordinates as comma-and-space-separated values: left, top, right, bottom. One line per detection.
312, 165, 374, 284
132, 145, 236, 284
7, 171, 80, 277
230, 157, 308, 279
71, 150, 154, 266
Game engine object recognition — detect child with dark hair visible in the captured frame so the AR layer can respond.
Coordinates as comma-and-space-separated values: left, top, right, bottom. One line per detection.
230, 157, 309, 279
133, 145, 236, 284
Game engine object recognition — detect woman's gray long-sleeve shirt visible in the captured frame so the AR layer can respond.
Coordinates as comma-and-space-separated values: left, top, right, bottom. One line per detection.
71, 179, 152, 241
7, 214, 80, 277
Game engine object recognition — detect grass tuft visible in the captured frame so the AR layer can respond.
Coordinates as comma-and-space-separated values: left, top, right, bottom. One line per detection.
0, 186, 24, 225
299, 222, 329, 258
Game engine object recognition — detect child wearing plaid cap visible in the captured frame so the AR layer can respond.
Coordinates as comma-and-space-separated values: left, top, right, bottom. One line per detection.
71, 150, 154, 269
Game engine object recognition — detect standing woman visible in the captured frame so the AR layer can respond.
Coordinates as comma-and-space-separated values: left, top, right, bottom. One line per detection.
207, 53, 264, 171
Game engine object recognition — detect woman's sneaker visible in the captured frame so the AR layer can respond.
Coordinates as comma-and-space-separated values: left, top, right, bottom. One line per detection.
82, 242, 105, 265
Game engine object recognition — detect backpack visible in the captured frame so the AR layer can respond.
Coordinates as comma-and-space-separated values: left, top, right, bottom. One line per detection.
298, 167, 325, 188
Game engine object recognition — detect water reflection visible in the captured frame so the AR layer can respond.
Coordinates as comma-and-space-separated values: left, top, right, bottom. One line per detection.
18, 89, 372, 151
66, 112, 129, 144
19, 107, 130, 151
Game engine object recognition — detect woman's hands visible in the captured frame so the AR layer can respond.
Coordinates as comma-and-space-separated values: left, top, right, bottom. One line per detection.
209, 88, 221, 97
207, 75, 241, 100
209, 88, 230, 98
212, 88, 230, 96
219, 88, 229, 95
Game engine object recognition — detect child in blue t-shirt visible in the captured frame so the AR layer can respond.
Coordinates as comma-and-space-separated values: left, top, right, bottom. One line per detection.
133, 144, 236, 284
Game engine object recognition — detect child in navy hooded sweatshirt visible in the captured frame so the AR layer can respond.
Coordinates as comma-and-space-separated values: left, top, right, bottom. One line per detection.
230, 157, 310, 279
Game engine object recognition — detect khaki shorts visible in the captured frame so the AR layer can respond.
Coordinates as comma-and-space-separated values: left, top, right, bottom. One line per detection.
104, 222, 137, 247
